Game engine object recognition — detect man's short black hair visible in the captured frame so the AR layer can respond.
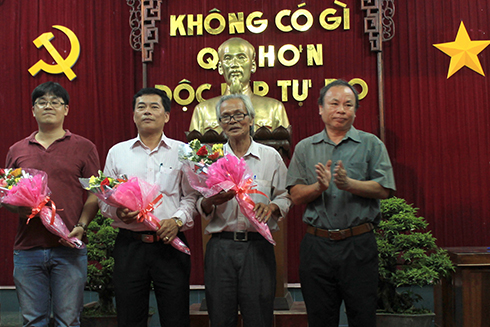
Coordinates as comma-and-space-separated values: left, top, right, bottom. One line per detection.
318, 79, 359, 110
31, 82, 70, 106
132, 88, 171, 112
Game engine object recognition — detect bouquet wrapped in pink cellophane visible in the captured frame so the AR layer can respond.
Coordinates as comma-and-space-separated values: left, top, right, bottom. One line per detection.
80, 174, 191, 255
182, 154, 276, 245
0, 168, 84, 248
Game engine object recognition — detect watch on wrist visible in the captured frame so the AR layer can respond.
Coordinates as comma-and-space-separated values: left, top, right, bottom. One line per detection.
173, 218, 183, 229
74, 222, 87, 236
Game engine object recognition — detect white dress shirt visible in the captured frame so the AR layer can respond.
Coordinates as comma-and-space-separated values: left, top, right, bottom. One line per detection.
100, 133, 197, 231
197, 140, 291, 234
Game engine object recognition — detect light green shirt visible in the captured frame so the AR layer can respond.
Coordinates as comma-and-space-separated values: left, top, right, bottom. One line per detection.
286, 127, 396, 229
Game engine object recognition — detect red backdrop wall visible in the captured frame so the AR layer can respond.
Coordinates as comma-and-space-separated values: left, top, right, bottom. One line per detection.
1, 0, 489, 286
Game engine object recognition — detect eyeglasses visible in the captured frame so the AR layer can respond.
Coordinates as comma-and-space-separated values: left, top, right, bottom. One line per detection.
219, 113, 249, 124
35, 100, 65, 109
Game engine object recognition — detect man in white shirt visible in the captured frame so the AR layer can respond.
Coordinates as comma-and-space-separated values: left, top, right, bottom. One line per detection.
100, 88, 197, 327
197, 94, 291, 327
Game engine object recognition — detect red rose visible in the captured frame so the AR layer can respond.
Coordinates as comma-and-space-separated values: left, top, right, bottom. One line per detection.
196, 146, 208, 156
101, 177, 111, 186
208, 151, 220, 161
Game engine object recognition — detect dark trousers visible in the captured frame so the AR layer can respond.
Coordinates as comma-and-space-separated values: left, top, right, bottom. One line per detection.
204, 235, 276, 327
299, 231, 378, 327
113, 229, 191, 327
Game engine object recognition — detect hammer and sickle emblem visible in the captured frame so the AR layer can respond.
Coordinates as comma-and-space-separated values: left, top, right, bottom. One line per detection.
28, 25, 80, 81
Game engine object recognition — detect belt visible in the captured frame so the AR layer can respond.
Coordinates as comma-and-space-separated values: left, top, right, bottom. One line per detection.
306, 222, 374, 241
119, 228, 160, 243
212, 231, 264, 242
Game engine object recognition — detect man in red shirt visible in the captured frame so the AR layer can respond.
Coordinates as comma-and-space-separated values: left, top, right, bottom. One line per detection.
3, 81, 100, 327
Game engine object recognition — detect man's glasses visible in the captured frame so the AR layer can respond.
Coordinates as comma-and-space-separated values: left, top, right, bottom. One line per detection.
219, 113, 249, 124
34, 100, 65, 109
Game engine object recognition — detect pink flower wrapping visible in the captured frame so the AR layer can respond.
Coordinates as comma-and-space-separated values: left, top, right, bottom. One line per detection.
81, 176, 191, 255
184, 154, 276, 245
0, 168, 84, 249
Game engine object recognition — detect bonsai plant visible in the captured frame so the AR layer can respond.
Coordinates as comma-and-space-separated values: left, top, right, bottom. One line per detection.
376, 197, 454, 315
83, 211, 118, 316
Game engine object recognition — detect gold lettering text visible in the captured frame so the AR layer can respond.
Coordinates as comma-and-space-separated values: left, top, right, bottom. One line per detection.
292, 79, 311, 102
155, 84, 173, 100
246, 11, 268, 34
253, 81, 269, 96
275, 10, 292, 32
319, 9, 341, 31
187, 14, 203, 36
196, 83, 212, 102
277, 80, 292, 102
174, 83, 195, 105
228, 12, 245, 34
170, 15, 186, 36
307, 44, 323, 66
278, 44, 301, 67
197, 47, 219, 70
204, 13, 226, 35
258, 45, 275, 68
291, 9, 313, 32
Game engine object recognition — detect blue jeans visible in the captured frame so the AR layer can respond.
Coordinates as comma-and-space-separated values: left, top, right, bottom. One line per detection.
13, 246, 87, 327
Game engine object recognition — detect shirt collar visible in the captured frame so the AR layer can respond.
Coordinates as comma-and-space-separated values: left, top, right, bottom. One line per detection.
224, 137, 261, 160
28, 129, 72, 144
312, 127, 361, 145
131, 132, 171, 150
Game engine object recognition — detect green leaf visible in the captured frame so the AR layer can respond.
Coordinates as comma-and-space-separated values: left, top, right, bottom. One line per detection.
376, 197, 455, 313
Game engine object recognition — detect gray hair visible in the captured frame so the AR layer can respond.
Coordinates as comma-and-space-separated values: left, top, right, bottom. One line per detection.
215, 94, 256, 120
215, 94, 255, 136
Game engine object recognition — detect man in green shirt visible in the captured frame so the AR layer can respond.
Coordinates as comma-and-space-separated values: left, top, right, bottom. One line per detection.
286, 79, 396, 327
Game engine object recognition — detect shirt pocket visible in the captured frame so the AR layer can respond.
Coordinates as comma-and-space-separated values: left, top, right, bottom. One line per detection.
347, 162, 368, 180
251, 178, 272, 203
157, 167, 180, 196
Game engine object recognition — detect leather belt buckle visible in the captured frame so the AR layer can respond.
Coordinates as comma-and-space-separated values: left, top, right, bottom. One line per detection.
233, 231, 248, 242
328, 229, 343, 241
141, 234, 157, 243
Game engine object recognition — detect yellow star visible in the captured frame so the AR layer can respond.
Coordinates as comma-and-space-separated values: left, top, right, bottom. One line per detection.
433, 21, 490, 78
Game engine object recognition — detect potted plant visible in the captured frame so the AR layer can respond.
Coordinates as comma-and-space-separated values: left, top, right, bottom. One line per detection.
376, 197, 454, 327
82, 211, 156, 327
81, 211, 118, 326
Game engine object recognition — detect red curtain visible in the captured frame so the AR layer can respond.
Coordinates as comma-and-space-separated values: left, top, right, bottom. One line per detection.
1, 0, 490, 286
0, 0, 140, 285
383, 1, 490, 247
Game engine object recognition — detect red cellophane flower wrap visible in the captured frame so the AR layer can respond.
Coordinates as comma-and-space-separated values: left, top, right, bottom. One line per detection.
0, 168, 84, 248
185, 154, 276, 245
81, 175, 191, 255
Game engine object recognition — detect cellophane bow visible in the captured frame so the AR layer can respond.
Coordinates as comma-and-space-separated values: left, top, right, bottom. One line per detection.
80, 173, 191, 255
0, 168, 84, 248
181, 153, 276, 245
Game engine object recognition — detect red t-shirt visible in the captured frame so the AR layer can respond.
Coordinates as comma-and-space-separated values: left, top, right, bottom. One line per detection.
6, 130, 100, 250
